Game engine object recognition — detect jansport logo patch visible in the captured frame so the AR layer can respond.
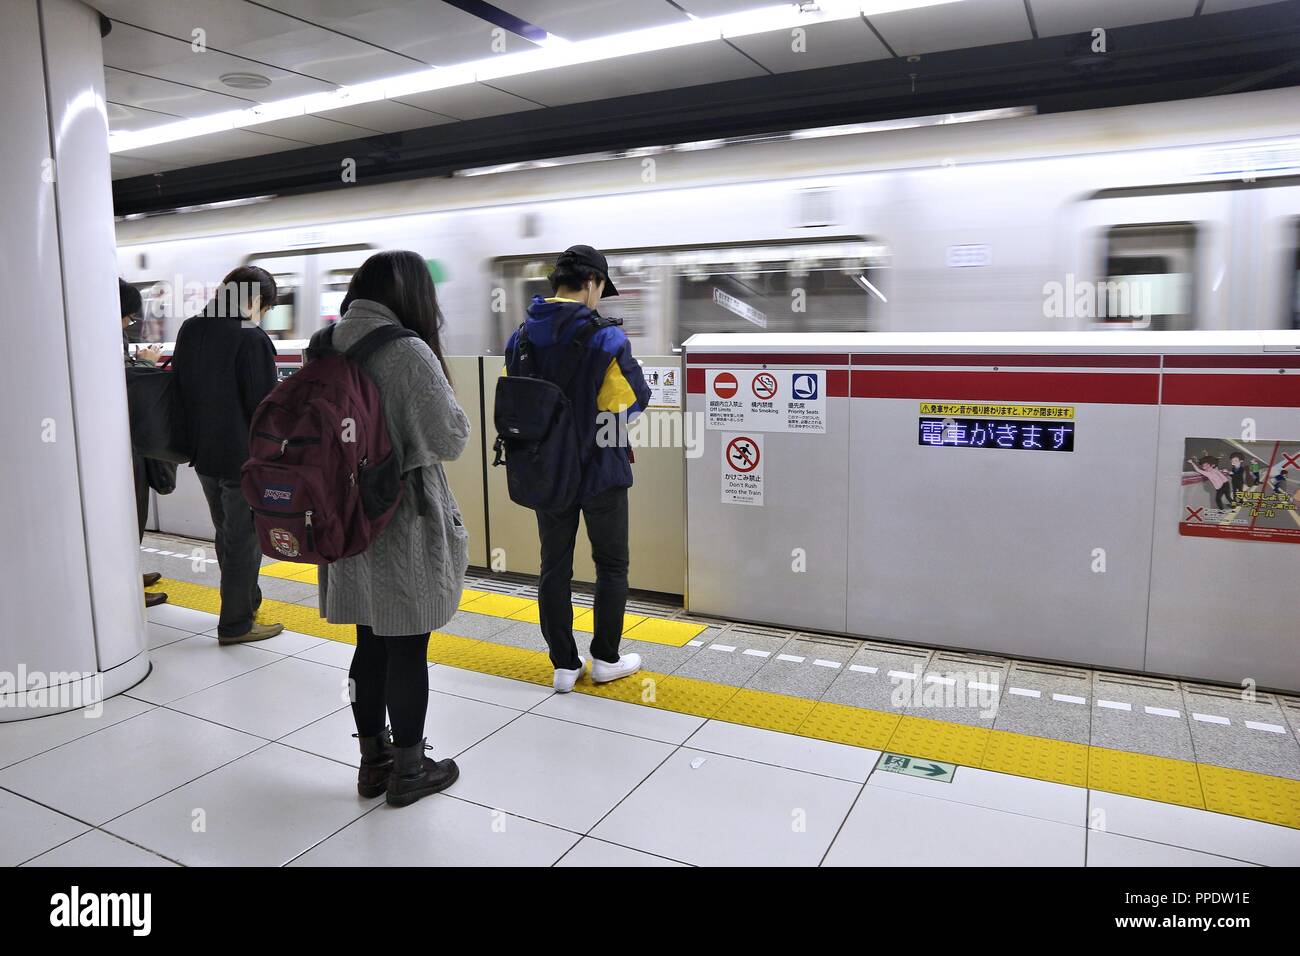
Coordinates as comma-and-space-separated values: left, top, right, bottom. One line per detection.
262, 484, 295, 506
269, 528, 300, 558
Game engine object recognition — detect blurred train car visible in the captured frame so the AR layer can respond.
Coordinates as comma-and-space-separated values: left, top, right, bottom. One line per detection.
116, 86, 1300, 354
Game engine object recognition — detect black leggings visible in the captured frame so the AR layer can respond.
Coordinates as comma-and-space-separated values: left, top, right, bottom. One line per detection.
349, 626, 431, 749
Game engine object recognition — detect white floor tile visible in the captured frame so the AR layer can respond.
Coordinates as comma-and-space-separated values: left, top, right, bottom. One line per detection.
169, 656, 353, 740
592, 748, 860, 867
145, 603, 218, 634
280, 692, 520, 766
532, 691, 704, 744
0, 708, 263, 825
687, 720, 877, 783
452, 713, 673, 832
147, 621, 193, 650
290, 794, 578, 866
125, 636, 279, 705
105, 744, 378, 866
0, 695, 154, 770
1087, 830, 1255, 867
1088, 791, 1300, 867
556, 837, 688, 867
0, 789, 89, 866
868, 764, 1087, 826
294, 639, 357, 670
824, 787, 1086, 866
426, 665, 554, 711
22, 829, 179, 867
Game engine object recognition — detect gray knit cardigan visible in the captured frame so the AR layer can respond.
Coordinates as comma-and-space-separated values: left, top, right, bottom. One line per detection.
316, 300, 470, 636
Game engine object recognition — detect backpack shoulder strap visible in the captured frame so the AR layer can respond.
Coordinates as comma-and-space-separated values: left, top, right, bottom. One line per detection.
344, 325, 420, 366
553, 318, 599, 393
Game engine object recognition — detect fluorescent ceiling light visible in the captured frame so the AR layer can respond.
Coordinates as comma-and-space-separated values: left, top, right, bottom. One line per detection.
109, 0, 964, 154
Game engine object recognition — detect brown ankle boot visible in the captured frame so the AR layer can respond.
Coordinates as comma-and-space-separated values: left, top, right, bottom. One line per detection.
386, 739, 458, 807
355, 728, 394, 799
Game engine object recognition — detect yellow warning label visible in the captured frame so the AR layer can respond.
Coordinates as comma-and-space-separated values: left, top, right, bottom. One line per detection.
919, 402, 1075, 420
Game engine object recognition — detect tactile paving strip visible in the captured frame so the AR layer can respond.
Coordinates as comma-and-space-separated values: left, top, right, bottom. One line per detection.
148, 577, 1300, 830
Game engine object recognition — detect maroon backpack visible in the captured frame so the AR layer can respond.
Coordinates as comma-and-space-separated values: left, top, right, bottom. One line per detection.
241, 324, 421, 564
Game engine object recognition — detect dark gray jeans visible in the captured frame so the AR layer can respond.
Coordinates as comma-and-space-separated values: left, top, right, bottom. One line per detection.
198, 474, 264, 637
536, 485, 629, 669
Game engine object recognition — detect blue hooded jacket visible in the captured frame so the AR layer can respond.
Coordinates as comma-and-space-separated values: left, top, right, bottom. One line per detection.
504, 296, 651, 503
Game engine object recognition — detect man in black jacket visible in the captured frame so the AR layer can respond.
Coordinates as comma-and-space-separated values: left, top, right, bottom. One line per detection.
172, 267, 284, 645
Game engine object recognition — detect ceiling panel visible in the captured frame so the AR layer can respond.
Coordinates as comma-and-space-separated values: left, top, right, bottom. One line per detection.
675, 0, 774, 14
248, 114, 384, 144
114, 128, 313, 168
486, 39, 765, 107
1028, 0, 1198, 37
105, 66, 257, 117
258, 0, 537, 66
492, 0, 689, 42
871, 0, 1032, 57
103, 20, 337, 102
107, 101, 182, 132
111, 154, 182, 180
729, 18, 891, 73
1201, 0, 1290, 11
313, 99, 457, 132
394, 83, 542, 121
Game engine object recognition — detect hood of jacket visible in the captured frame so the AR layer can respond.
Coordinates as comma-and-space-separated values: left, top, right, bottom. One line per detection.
523, 295, 591, 348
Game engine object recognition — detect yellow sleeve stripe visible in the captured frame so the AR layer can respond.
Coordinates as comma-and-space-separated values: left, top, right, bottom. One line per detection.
596, 356, 637, 412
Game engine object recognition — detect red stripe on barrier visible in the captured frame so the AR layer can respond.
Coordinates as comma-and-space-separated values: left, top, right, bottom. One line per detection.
827, 369, 849, 397
1165, 355, 1300, 369
850, 369, 1160, 404
850, 353, 1161, 368
1162, 373, 1300, 407
685, 352, 851, 366
686, 367, 706, 394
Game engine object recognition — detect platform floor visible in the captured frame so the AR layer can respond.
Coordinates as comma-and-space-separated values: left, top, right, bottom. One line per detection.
1, 532, 1298, 867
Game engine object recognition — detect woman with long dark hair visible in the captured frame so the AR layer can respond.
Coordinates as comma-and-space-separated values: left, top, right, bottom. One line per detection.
173, 265, 284, 645
313, 251, 471, 807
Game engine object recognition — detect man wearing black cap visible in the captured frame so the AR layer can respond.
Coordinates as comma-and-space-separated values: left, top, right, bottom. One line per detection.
504, 245, 652, 693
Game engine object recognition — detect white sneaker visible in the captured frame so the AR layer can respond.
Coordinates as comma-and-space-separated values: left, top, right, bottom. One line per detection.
553, 655, 586, 693
591, 653, 642, 684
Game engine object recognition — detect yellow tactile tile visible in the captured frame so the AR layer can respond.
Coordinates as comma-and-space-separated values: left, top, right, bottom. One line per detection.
620, 617, 706, 648
1087, 746, 1205, 809
1198, 763, 1300, 829
887, 715, 990, 768
458, 593, 536, 618
577, 670, 665, 706
458, 588, 492, 608
433, 638, 554, 685
796, 701, 901, 750
981, 729, 1089, 789
261, 561, 316, 581
644, 674, 739, 718
715, 689, 815, 735
573, 609, 647, 634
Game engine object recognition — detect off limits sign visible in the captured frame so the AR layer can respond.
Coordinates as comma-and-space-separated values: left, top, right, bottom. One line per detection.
722, 433, 763, 506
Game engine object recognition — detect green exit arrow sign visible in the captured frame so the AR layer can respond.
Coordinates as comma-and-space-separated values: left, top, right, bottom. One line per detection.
878, 753, 956, 783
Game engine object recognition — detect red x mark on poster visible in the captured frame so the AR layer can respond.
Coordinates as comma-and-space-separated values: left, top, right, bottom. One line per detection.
1185, 506, 1205, 523
1284, 453, 1300, 470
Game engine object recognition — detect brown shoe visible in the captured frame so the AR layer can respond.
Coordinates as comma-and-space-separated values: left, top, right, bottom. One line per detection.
145, 591, 168, 608
143, 572, 162, 588
218, 623, 283, 646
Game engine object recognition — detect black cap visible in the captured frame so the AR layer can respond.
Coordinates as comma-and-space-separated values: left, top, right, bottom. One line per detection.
557, 244, 618, 298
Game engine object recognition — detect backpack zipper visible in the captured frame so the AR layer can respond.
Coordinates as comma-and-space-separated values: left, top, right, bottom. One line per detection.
305, 511, 315, 551
255, 431, 322, 459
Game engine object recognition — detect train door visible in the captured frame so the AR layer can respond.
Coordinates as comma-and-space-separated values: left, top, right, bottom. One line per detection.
1252, 180, 1300, 329
1077, 187, 1233, 329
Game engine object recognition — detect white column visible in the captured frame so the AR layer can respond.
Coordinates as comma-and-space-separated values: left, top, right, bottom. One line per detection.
0, 0, 149, 720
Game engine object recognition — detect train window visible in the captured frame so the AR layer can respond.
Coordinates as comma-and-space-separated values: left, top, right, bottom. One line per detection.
321, 269, 353, 326
1099, 223, 1197, 330
127, 280, 167, 343
671, 240, 888, 345
261, 273, 298, 339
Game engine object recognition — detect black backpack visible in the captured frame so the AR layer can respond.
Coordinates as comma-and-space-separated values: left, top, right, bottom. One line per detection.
492, 318, 602, 512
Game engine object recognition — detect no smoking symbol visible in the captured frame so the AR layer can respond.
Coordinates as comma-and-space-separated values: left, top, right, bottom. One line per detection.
752, 372, 778, 400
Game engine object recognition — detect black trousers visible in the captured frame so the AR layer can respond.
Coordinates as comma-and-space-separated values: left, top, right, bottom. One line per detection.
132, 451, 150, 542
197, 474, 264, 637
350, 627, 431, 749
536, 485, 629, 669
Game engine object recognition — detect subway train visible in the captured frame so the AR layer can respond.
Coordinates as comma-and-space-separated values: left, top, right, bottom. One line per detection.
116, 85, 1300, 355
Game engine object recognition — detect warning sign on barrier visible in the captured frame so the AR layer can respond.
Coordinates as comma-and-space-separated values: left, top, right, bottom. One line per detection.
1181, 437, 1300, 543
706, 369, 826, 434
722, 433, 764, 506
